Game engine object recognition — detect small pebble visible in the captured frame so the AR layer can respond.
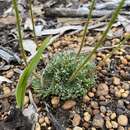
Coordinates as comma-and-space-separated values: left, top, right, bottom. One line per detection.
83, 95, 90, 103
24, 96, 29, 105
97, 83, 109, 96
120, 89, 125, 93
113, 77, 120, 85
115, 90, 122, 98
115, 88, 126, 98
6, 70, 14, 78
87, 36, 94, 42
48, 127, 52, 130
121, 91, 129, 98
91, 127, 96, 130
106, 120, 112, 129
47, 46, 52, 52
84, 112, 91, 122
122, 82, 129, 90
100, 106, 106, 113
39, 116, 45, 124
41, 122, 46, 127
66, 128, 72, 130
88, 92, 94, 98
106, 110, 112, 116
120, 57, 128, 65
99, 96, 106, 100
110, 113, 116, 120
83, 122, 89, 128
127, 104, 130, 110
53, 42, 60, 48
117, 115, 128, 126
111, 121, 118, 128
72, 114, 81, 126
92, 88, 96, 93
62, 100, 76, 110
91, 101, 98, 109
93, 109, 100, 115
3, 87, 11, 95
73, 126, 83, 130
45, 116, 50, 125
118, 126, 125, 130
112, 38, 120, 44
126, 55, 130, 60
51, 96, 60, 107
35, 123, 41, 130
92, 114, 104, 128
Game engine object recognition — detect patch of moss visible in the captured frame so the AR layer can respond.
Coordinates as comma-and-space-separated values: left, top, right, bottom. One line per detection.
32, 51, 96, 100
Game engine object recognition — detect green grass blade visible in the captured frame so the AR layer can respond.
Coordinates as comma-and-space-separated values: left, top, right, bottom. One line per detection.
16, 37, 50, 109
12, 0, 27, 65
28, 0, 37, 44
77, 0, 96, 56
69, 0, 125, 81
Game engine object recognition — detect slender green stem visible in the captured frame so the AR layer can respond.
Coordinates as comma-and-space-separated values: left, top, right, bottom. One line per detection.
28, 0, 37, 44
13, 0, 27, 66
28, 0, 41, 80
69, 0, 126, 81
77, 0, 96, 57
13, 0, 41, 80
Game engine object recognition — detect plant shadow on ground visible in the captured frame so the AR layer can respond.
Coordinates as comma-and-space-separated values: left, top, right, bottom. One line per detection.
0, 108, 32, 130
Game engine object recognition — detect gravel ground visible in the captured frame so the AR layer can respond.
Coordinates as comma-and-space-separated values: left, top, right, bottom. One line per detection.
0, 1, 130, 129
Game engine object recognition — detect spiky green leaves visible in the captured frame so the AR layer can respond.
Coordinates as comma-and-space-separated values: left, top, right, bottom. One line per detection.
16, 37, 50, 109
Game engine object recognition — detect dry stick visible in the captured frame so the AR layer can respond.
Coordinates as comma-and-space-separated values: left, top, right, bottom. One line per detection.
69, 0, 126, 81
45, 8, 113, 17
77, 0, 96, 56
13, 0, 27, 66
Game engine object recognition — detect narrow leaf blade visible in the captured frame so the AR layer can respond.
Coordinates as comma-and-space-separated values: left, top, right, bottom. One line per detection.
16, 37, 50, 109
